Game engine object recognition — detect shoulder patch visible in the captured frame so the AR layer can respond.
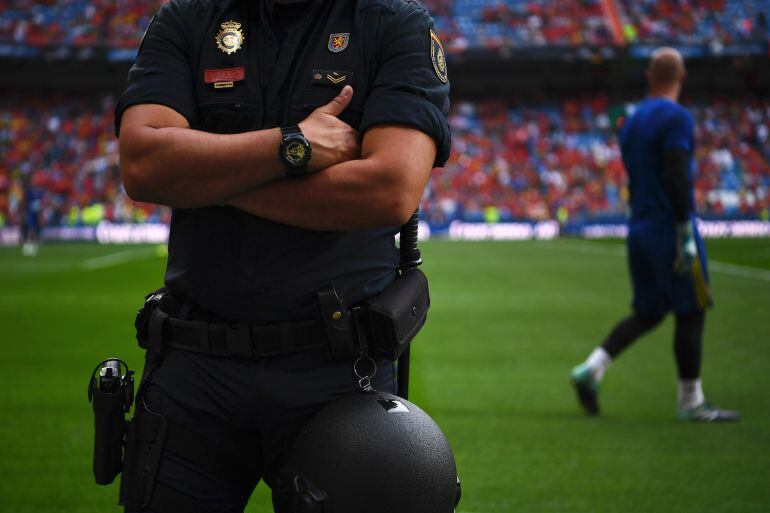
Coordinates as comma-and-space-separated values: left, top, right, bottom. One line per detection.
429, 29, 448, 83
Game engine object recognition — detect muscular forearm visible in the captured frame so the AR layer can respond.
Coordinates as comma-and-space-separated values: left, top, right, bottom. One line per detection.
120, 125, 284, 209
228, 158, 419, 231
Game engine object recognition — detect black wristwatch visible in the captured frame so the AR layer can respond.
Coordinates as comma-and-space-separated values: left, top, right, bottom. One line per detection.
279, 125, 312, 177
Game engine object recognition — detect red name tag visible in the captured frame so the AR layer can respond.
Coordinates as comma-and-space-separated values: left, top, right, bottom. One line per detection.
204, 66, 245, 84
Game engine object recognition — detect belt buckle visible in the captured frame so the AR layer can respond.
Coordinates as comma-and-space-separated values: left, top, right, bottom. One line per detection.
225, 324, 253, 358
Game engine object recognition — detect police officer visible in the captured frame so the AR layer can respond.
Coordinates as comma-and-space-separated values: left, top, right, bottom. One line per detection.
115, 0, 450, 511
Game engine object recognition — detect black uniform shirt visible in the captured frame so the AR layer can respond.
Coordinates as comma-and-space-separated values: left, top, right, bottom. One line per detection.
115, 0, 451, 323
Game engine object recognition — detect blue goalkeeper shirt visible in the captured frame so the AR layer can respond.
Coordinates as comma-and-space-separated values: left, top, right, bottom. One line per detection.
620, 97, 695, 225
619, 97, 710, 315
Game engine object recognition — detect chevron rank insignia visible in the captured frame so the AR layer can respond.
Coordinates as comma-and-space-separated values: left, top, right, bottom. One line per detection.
312, 69, 353, 86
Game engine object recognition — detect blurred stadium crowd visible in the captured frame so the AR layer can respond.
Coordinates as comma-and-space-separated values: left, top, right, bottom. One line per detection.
426, 96, 770, 225
0, 95, 169, 228
0, 0, 155, 49
428, 0, 770, 51
2, 94, 769, 229
1, 0, 769, 230
1, 0, 768, 51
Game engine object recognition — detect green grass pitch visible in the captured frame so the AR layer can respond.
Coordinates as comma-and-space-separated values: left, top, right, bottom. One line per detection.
1, 238, 769, 513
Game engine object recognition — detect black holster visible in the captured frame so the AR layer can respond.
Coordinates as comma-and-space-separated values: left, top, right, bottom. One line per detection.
91, 386, 128, 485
88, 360, 135, 486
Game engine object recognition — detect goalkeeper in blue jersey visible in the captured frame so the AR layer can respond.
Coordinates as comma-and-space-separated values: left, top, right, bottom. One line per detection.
571, 48, 739, 422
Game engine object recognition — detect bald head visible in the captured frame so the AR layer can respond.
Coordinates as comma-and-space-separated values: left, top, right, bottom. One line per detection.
648, 47, 685, 87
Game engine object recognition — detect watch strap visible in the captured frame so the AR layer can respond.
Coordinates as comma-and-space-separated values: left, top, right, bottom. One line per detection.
281, 125, 303, 138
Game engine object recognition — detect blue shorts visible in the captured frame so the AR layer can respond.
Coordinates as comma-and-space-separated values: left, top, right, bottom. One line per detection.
627, 218, 712, 317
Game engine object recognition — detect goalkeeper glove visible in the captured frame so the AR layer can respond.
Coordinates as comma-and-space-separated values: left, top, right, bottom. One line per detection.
673, 221, 697, 276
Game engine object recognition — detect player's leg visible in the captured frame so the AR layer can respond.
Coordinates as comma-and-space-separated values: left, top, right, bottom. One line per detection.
602, 312, 666, 361
27, 218, 40, 257
571, 229, 665, 416
672, 228, 739, 422
20, 216, 31, 256
571, 312, 664, 415
673, 310, 703, 392
674, 311, 740, 422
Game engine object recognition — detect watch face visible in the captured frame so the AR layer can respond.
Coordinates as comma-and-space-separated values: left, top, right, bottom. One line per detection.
284, 137, 309, 167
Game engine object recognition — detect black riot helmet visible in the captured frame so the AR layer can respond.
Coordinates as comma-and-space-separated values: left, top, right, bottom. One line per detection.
272, 391, 461, 513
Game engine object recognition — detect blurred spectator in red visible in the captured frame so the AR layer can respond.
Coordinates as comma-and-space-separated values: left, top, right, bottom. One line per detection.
0, 95, 169, 228
423, 95, 770, 224
1, 94, 768, 229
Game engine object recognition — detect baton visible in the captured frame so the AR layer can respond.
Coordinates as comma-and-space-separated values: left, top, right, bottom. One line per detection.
397, 209, 421, 399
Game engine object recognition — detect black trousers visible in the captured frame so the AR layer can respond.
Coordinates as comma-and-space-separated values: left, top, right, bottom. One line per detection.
122, 348, 396, 513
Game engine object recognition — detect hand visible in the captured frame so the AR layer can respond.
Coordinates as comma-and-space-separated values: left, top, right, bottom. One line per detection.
673, 221, 697, 276
299, 85, 361, 171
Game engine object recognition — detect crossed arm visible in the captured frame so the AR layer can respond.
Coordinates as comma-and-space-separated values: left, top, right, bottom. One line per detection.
226, 126, 434, 230
118, 99, 435, 230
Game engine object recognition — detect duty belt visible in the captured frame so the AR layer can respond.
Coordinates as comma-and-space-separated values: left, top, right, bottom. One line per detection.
145, 308, 331, 359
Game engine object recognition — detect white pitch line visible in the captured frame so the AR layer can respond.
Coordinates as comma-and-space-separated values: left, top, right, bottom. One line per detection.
551, 240, 626, 257
708, 260, 770, 282
81, 247, 161, 270
550, 240, 770, 283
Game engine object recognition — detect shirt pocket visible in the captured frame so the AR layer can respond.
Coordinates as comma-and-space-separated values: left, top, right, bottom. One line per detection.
289, 93, 364, 131
197, 96, 258, 134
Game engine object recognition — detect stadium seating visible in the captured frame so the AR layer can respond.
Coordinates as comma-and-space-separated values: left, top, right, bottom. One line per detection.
1, 95, 768, 229
1, 0, 767, 52
618, 0, 770, 45
0, 95, 167, 228
0, 0, 158, 48
429, 0, 616, 52
424, 96, 770, 225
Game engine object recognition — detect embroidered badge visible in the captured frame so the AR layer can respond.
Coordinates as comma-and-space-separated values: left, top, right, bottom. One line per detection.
328, 33, 350, 53
215, 21, 244, 55
312, 69, 353, 86
429, 30, 448, 83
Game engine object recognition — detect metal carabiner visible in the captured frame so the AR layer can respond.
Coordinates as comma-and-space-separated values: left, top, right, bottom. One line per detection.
353, 356, 378, 392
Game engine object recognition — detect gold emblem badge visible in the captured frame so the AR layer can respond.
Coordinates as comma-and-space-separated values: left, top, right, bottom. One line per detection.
328, 33, 350, 53
215, 21, 244, 55
429, 30, 448, 83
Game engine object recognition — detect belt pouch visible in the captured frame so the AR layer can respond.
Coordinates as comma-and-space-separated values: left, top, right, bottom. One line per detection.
365, 268, 430, 361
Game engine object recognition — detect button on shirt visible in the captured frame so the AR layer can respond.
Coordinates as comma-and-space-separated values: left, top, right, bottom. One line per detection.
115, 0, 451, 324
